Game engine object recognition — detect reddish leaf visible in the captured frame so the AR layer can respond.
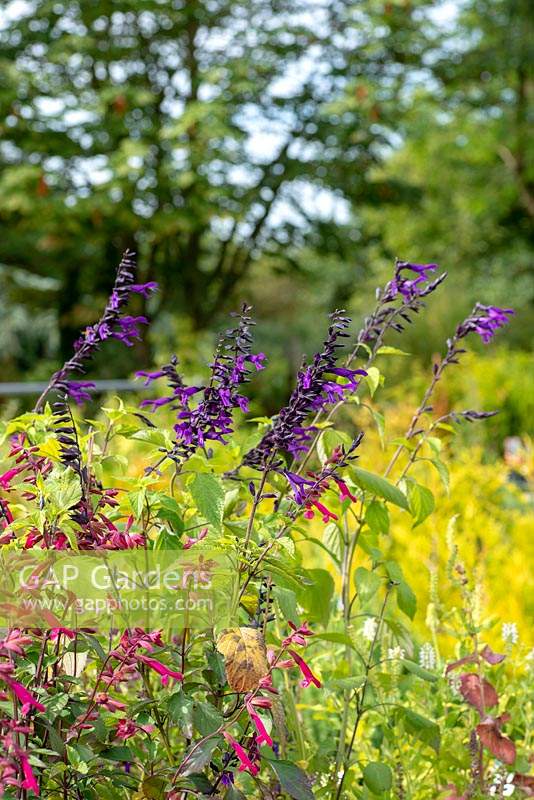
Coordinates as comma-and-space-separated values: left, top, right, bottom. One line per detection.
459, 673, 498, 712
480, 645, 505, 665
513, 774, 534, 797
476, 718, 516, 765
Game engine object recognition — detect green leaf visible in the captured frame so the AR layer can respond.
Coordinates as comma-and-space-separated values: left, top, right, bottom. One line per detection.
406, 480, 435, 527
429, 457, 450, 492
354, 567, 381, 604
192, 701, 223, 736
365, 366, 381, 398
365, 500, 389, 535
396, 580, 417, 619
157, 496, 185, 534
181, 736, 221, 776
350, 467, 408, 510
273, 586, 299, 622
376, 346, 410, 357
401, 659, 437, 682
99, 746, 133, 762
298, 568, 334, 626
190, 473, 225, 530
266, 759, 315, 800
363, 762, 393, 794
315, 632, 356, 649
401, 709, 440, 752
327, 674, 365, 690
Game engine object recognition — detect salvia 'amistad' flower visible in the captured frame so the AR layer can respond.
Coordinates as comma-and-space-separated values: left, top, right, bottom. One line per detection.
243, 310, 365, 470
35, 250, 157, 410
139, 304, 265, 466
455, 304, 514, 344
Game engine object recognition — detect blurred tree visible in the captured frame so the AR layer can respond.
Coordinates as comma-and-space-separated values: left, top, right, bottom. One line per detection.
0, 0, 433, 369
362, 0, 533, 348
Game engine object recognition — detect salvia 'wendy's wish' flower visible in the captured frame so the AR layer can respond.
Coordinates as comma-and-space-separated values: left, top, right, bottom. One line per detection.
288, 650, 321, 688
139, 305, 265, 465
34, 250, 158, 410
0, 664, 45, 715
137, 655, 183, 685
245, 696, 273, 748
222, 732, 260, 776
244, 310, 366, 469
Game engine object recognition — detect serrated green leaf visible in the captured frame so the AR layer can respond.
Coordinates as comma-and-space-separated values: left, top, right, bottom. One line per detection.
365, 500, 389, 535
354, 566, 382, 604
265, 759, 315, 800
190, 473, 224, 530
396, 580, 417, 619
406, 480, 435, 527
365, 366, 381, 398
181, 736, 221, 776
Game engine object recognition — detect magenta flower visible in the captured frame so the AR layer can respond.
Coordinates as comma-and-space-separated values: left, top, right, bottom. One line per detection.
183, 526, 209, 550
223, 732, 260, 776
20, 753, 39, 795
0, 467, 23, 489
3, 679, 45, 715
335, 478, 358, 503
246, 696, 273, 748
289, 650, 321, 688
138, 655, 183, 685
282, 621, 314, 648
115, 719, 138, 741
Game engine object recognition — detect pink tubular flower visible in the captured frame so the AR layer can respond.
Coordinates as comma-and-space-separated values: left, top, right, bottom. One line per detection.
183, 526, 209, 550
0, 467, 23, 489
20, 753, 39, 795
0, 630, 33, 656
289, 650, 321, 689
95, 693, 127, 712
310, 500, 338, 523
222, 732, 259, 776
246, 696, 273, 748
138, 655, 183, 685
334, 478, 358, 503
282, 620, 314, 648
115, 719, 138, 741
248, 711, 273, 748
49, 627, 75, 642
4, 679, 45, 715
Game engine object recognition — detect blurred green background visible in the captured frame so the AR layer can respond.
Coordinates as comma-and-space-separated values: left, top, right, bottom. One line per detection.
0, 0, 532, 415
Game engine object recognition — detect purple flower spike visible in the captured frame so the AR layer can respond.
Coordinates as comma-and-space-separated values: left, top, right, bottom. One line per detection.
243, 310, 364, 468
141, 307, 263, 465
35, 250, 158, 411
456, 304, 514, 344
388, 262, 438, 301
